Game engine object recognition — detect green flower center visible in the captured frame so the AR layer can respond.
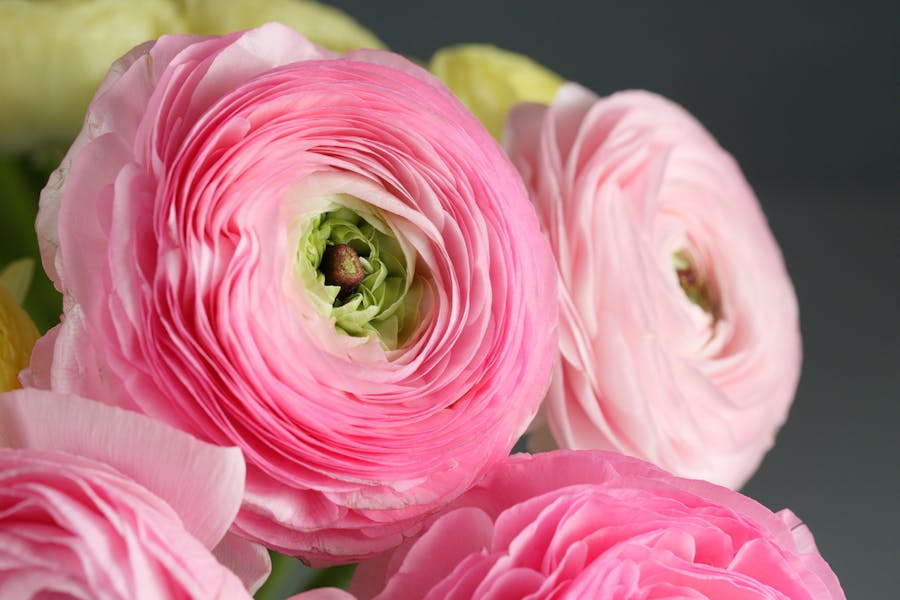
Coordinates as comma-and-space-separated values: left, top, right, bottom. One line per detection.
672, 250, 719, 320
297, 201, 421, 349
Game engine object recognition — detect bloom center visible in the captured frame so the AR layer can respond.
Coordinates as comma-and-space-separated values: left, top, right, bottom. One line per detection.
672, 250, 719, 319
320, 243, 365, 300
297, 202, 421, 349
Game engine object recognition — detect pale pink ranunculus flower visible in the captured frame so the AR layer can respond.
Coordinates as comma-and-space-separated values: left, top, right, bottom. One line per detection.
505, 85, 801, 489
0, 388, 269, 598
30, 23, 557, 564
350, 450, 844, 600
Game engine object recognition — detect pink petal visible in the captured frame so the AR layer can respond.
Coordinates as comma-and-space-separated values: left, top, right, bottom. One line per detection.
0, 389, 245, 550
211, 533, 272, 594
289, 589, 357, 600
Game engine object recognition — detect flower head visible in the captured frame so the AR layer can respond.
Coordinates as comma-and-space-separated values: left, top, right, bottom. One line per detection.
351, 451, 845, 600
32, 24, 558, 564
507, 85, 801, 488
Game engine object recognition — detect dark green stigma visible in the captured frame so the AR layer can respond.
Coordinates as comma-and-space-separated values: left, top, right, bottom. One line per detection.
320, 243, 365, 301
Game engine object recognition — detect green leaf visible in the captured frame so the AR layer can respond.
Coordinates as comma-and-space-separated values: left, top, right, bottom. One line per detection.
253, 553, 356, 599
0, 154, 62, 332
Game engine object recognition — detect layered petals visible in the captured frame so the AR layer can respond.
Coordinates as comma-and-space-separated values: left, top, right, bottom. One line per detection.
0, 388, 261, 598
350, 451, 845, 600
33, 24, 557, 563
507, 85, 801, 488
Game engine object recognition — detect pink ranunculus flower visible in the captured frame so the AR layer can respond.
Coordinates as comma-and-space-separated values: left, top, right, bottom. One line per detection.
30, 23, 557, 564
349, 450, 844, 600
506, 85, 801, 489
0, 388, 270, 598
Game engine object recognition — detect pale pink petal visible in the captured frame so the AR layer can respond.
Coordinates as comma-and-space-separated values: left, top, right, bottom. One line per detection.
0, 388, 245, 550
0, 448, 251, 599
212, 533, 272, 594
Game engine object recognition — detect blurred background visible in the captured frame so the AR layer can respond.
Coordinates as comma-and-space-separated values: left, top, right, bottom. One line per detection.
332, 1, 899, 597
1, 1, 896, 597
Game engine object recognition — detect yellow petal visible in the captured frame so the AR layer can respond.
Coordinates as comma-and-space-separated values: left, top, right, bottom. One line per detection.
180, 0, 384, 52
430, 44, 564, 140
0, 284, 40, 392
0, 0, 188, 152
0, 258, 35, 305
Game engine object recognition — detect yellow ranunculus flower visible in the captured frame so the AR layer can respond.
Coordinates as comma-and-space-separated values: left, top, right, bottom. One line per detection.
429, 44, 564, 140
180, 0, 384, 53
0, 260, 40, 391
0, 0, 188, 153
0, 0, 383, 152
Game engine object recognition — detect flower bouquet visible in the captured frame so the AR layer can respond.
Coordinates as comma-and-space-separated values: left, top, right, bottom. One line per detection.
0, 1, 845, 598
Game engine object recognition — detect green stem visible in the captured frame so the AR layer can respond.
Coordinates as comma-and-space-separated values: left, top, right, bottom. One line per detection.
253, 552, 310, 600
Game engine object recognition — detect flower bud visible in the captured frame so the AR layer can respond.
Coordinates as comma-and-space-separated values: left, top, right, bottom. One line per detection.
429, 44, 563, 139
0, 259, 39, 391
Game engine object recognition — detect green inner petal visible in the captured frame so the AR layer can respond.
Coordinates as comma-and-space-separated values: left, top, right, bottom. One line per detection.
297, 201, 420, 349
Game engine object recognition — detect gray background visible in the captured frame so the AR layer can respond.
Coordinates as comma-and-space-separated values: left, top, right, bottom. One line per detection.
329, 1, 899, 597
